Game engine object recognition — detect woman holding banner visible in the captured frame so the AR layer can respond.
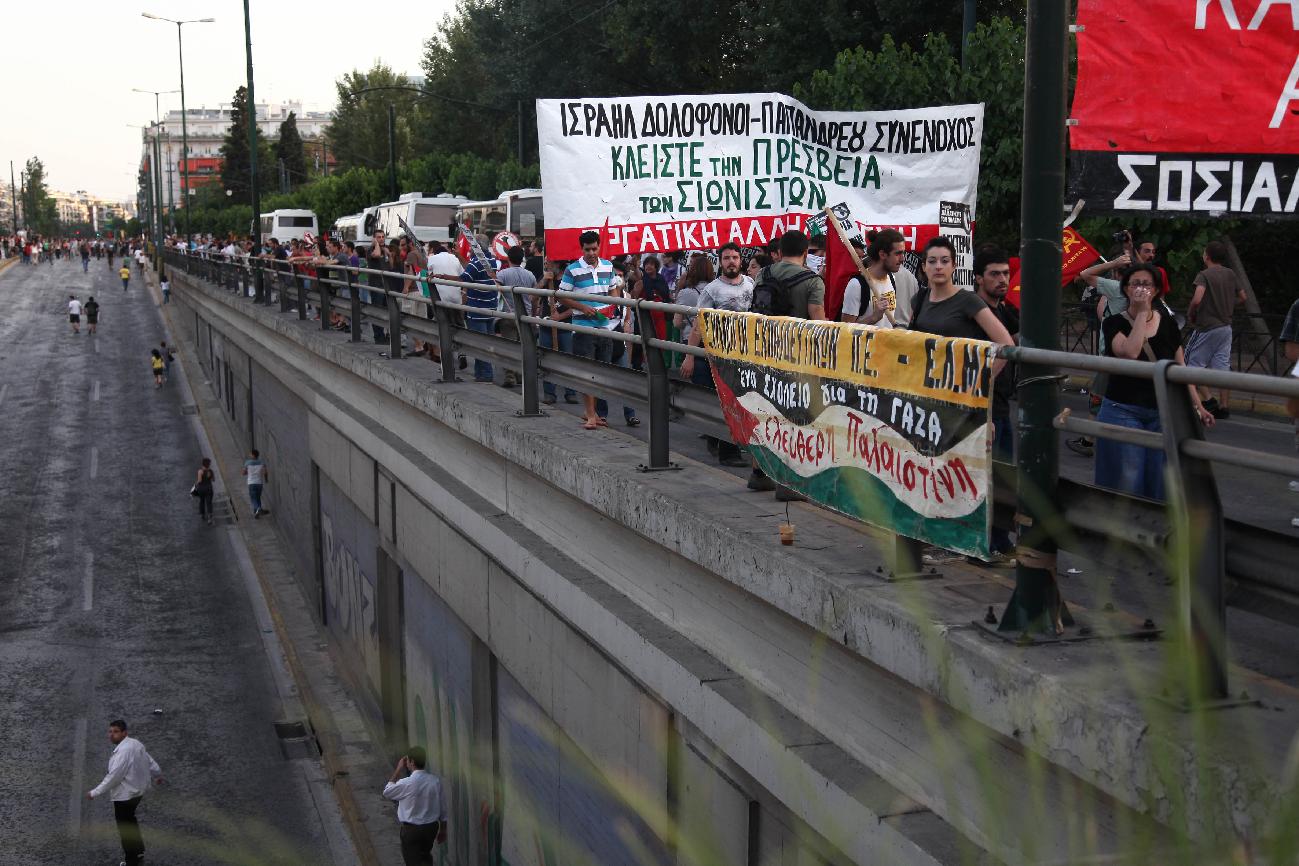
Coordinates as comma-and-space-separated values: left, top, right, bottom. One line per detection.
1094, 264, 1215, 500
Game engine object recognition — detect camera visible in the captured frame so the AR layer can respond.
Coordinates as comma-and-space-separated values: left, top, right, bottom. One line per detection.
1111, 229, 1130, 244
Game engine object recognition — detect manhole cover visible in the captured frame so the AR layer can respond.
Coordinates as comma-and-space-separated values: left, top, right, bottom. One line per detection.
180, 404, 199, 416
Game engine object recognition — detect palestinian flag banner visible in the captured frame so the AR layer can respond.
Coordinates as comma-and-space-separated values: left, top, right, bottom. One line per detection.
698, 310, 998, 558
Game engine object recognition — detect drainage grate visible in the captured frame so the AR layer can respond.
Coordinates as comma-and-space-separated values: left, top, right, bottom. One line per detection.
274, 719, 320, 760
180, 404, 199, 416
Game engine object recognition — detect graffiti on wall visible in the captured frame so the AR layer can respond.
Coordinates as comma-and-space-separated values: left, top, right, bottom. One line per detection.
321, 512, 381, 693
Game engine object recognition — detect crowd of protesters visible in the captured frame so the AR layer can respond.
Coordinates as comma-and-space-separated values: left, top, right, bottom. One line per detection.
161, 221, 1266, 548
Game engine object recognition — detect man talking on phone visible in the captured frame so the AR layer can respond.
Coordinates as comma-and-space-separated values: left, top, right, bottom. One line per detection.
383, 746, 447, 864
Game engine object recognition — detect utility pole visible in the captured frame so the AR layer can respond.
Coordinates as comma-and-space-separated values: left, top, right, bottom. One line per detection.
962, 0, 977, 68
176, 22, 191, 244
998, 0, 1070, 635
166, 131, 176, 234
242, 0, 265, 301
388, 103, 398, 201
153, 129, 165, 242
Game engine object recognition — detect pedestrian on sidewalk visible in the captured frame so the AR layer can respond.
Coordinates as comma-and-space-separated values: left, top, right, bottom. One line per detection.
193, 457, 216, 525
84, 296, 100, 335
86, 719, 163, 866
160, 341, 175, 382
242, 449, 269, 518
68, 295, 82, 334
382, 746, 447, 866
120, 264, 131, 292
161, 276, 171, 304
150, 350, 165, 388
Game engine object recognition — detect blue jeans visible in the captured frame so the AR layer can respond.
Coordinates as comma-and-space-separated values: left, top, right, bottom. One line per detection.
538, 326, 576, 399
248, 483, 264, 513
1095, 398, 1165, 501
467, 317, 495, 381
82, 258, 89, 272
572, 330, 635, 421
162, 288, 171, 304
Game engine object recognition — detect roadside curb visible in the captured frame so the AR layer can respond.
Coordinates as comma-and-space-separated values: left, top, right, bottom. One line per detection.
145, 262, 403, 866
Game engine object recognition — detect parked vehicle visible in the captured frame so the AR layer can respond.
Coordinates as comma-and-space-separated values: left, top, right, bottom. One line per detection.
331, 211, 372, 249
455, 189, 544, 243
259, 209, 318, 244
366, 193, 467, 246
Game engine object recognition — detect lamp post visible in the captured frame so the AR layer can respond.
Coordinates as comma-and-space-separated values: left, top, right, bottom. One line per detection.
132, 88, 180, 233
142, 12, 214, 248
242, 0, 266, 301
8, 161, 17, 235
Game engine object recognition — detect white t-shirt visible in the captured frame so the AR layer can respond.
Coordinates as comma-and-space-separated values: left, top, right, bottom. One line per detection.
697, 275, 753, 313
842, 273, 894, 320
427, 251, 464, 304
68, 299, 82, 316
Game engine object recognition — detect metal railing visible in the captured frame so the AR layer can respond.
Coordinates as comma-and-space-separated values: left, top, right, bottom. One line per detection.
164, 247, 1299, 701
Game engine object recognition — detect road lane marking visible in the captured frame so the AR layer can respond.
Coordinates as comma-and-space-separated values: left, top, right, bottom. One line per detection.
91, 381, 100, 402
69, 717, 87, 836
83, 552, 94, 611
89, 447, 98, 479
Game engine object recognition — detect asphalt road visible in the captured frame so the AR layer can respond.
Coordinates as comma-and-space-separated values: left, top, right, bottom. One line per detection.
0, 256, 347, 865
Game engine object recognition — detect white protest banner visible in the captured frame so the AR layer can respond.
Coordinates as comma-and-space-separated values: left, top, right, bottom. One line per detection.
537, 93, 984, 258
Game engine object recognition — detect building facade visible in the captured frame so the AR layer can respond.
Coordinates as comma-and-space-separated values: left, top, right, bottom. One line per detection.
138, 100, 333, 207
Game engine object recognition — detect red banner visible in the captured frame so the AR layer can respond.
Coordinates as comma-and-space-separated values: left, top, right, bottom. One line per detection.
1069, 0, 1299, 217
1005, 227, 1100, 309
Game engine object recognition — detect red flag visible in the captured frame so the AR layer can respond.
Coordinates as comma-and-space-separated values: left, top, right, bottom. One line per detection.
1004, 227, 1101, 309
821, 209, 864, 322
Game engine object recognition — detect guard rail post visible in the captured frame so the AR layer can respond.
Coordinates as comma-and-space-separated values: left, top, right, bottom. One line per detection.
253, 258, 266, 305
278, 263, 290, 313
635, 303, 676, 471
431, 292, 458, 381
347, 272, 362, 343
387, 294, 403, 359
512, 294, 543, 416
890, 536, 928, 580
319, 272, 332, 332
296, 272, 307, 321
1152, 360, 1229, 703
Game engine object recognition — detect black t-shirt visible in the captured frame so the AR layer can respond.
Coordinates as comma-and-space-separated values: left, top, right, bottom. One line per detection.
83, 300, 99, 320
988, 300, 1019, 415
910, 288, 990, 341
1101, 311, 1183, 408
525, 254, 544, 282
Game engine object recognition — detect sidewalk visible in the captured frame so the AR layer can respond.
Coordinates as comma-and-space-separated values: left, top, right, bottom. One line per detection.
145, 263, 405, 866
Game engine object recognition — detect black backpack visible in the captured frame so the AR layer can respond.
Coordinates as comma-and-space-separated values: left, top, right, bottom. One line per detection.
751, 265, 816, 316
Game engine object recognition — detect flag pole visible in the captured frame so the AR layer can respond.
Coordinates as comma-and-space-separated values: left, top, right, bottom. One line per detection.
824, 207, 895, 327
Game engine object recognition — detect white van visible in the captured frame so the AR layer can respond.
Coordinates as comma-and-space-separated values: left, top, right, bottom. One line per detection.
259, 209, 318, 244
455, 189, 544, 242
368, 193, 467, 246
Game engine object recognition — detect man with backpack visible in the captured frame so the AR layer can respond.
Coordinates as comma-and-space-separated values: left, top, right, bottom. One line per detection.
747, 230, 827, 499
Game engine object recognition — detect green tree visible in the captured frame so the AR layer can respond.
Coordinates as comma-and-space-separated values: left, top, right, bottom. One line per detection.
326, 64, 418, 173
22, 157, 57, 236
275, 112, 308, 191
220, 85, 259, 204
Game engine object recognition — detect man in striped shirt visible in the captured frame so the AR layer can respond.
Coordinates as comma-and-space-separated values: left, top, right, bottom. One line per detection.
460, 254, 500, 382
560, 231, 631, 430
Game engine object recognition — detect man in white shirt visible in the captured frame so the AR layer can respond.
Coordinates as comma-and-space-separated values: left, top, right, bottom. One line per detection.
383, 746, 447, 865
87, 719, 163, 866
68, 295, 82, 334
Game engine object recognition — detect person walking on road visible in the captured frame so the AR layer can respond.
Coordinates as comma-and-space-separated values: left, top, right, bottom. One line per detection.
383, 746, 447, 866
150, 350, 165, 388
194, 457, 216, 525
80, 242, 90, 273
242, 449, 269, 518
160, 275, 171, 304
84, 296, 100, 335
86, 719, 163, 866
68, 295, 83, 334
120, 264, 131, 292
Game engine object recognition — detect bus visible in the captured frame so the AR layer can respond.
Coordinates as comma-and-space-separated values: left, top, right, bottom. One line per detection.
368, 193, 467, 246
331, 211, 372, 249
455, 189, 544, 243
259, 209, 318, 244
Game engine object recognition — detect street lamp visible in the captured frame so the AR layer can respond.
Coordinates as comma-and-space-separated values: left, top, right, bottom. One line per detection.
142, 12, 214, 247
131, 87, 180, 126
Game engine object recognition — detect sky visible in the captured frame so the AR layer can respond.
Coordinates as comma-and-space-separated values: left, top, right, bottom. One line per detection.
3, 0, 454, 202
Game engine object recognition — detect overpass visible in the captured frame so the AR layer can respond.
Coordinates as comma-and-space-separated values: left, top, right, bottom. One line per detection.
158, 251, 1299, 865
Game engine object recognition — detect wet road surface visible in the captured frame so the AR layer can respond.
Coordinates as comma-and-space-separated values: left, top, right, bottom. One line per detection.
0, 256, 348, 865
